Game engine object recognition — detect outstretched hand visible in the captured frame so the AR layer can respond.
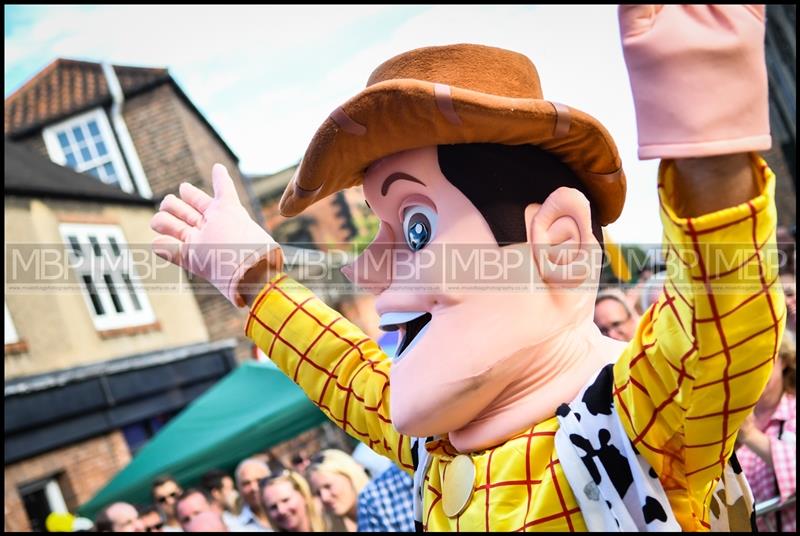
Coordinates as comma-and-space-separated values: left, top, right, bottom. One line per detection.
619, 5, 770, 160
150, 163, 283, 307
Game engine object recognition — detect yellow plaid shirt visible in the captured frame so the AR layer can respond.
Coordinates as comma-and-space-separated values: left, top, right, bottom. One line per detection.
246, 157, 785, 531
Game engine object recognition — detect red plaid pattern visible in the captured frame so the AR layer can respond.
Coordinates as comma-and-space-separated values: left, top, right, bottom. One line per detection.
737, 393, 796, 532
247, 156, 785, 531
613, 157, 786, 530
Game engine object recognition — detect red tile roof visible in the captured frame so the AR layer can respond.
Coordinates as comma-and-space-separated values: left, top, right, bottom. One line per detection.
4, 58, 170, 137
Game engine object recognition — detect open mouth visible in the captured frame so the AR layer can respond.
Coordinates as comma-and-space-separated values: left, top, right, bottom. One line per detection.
379, 311, 432, 362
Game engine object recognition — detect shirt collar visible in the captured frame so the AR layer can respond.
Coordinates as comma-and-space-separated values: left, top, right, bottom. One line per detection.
238, 505, 258, 525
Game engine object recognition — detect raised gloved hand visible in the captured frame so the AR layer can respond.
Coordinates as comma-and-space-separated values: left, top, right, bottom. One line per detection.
619, 5, 771, 160
150, 163, 283, 308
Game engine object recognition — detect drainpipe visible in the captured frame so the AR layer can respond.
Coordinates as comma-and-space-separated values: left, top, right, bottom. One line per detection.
101, 62, 153, 198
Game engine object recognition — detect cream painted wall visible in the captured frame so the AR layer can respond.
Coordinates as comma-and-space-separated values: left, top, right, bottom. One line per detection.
4, 197, 210, 379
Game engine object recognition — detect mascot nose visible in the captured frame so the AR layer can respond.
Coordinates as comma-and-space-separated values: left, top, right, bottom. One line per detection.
341, 223, 394, 295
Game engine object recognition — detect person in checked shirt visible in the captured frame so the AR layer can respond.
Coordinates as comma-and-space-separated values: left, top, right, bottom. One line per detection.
151, 5, 787, 532
736, 333, 796, 532
357, 464, 415, 532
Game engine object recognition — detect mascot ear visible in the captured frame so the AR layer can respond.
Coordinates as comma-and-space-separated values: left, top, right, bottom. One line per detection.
525, 187, 598, 288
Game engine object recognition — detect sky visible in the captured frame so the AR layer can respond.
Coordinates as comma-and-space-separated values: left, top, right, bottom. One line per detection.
4, 4, 662, 244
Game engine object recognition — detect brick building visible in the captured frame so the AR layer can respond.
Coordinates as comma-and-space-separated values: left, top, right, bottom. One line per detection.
4, 141, 238, 532
3, 59, 362, 531
5, 58, 261, 362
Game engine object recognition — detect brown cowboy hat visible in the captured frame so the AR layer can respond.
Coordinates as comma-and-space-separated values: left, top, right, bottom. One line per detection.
279, 43, 626, 225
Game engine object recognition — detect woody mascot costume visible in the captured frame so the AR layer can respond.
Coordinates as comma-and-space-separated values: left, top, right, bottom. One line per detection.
151, 5, 785, 531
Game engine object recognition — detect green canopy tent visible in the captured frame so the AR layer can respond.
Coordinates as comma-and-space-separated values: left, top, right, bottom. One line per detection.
78, 361, 328, 519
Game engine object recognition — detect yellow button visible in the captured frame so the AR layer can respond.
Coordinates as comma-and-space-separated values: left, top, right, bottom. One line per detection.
442, 454, 475, 518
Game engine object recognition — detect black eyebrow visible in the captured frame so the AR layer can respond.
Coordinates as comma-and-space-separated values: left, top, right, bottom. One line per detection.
381, 172, 426, 196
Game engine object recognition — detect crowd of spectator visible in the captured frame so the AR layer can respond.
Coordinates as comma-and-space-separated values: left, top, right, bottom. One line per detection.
84, 445, 415, 533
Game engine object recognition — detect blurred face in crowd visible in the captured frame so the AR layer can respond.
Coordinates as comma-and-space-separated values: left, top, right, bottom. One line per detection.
237, 461, 269, 509
107, 502, 144, 532
138, 510, 164, 532
781, 273, 796, 328
594, 296, 639, 342
762, 352, 786, 403
291, 454, 310, 475
261, 479, 310, 532
211, 475, 239, 512
176, 491, 220, 531
309, 470, 357, 517
184, 511, 228, 532
153, 480, 183, 521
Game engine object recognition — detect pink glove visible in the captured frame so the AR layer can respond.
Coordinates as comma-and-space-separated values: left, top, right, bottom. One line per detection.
150, 164, 283, 308
619, 5, 771, 160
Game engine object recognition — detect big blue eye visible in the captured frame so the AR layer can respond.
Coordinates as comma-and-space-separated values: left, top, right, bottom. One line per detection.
407, 218, 429, 251
402, 205, 437, 252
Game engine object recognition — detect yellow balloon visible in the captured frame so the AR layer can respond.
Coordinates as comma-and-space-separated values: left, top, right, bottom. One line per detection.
45, 512, 74, 532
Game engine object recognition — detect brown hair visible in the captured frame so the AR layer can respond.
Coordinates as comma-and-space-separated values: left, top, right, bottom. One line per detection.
438, 144, 604, 248
780, 331, 796, 395
94, 507, 114, 532
151, 475, 179, 493
175, 488, 213, 514
595, 288, 637, 318
306, 449, 370, 496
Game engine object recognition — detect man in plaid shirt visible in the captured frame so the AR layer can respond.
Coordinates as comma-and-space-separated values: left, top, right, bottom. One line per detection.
357, 464, 415, 532
152, 5, 786, 532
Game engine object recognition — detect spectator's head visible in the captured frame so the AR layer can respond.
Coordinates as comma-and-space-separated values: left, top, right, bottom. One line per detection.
259, 469, 324, 532
781, 273, 796, 334
96, 502, 143, 532
137, 504, 164, 532
175, 488, 224, 532
201, 469, 239, 514
306, 449, 370, 519
779, 331, 796, 396
777, 225, 796, 275
637, 271, 667, 315
290, 453, 310, 475
184, 511, 229, 532
639, 267, 654, 281
235, 458, 270, 511
757, 331, 796, 417
594, 288, 640, 342
151, 475, 182, 523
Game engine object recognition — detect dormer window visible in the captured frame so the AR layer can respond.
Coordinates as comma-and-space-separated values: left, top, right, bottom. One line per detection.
43, 108, 135, 193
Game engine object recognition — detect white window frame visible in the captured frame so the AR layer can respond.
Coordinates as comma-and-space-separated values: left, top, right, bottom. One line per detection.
5, 302, 20, 345
44, 480, 68, 514
19, 475, 69, 532
42, 107, 135, 193
59, 223, 156, 332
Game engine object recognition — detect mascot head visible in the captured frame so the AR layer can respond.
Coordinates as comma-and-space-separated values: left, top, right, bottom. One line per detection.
282, 44, 627, 450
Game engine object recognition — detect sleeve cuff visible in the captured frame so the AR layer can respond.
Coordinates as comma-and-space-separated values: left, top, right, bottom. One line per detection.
657, 155, 773, 235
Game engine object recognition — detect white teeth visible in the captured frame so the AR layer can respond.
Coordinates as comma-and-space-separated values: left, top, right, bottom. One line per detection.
378, 311, 427, 331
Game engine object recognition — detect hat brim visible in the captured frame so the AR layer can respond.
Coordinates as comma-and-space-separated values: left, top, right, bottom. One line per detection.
280, 79, 625, 225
